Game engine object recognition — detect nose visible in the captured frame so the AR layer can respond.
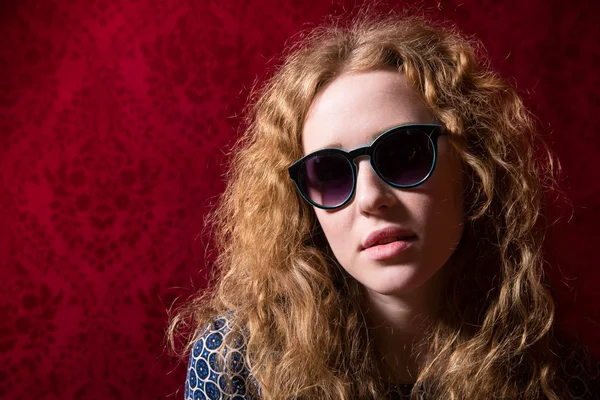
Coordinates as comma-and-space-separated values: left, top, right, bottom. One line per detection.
353, 158, 398, 214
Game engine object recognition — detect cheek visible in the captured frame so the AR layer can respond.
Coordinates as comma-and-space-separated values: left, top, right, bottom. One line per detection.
434, 143, 464, 214
314, 210, 352, 253
411, 146, 464, 245
423, 164, 465, 248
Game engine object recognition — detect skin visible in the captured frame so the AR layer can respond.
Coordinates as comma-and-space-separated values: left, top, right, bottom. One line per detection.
302, 69, 465, 383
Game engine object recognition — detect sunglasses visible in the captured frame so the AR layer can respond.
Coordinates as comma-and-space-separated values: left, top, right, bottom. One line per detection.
288, 124, 446, 210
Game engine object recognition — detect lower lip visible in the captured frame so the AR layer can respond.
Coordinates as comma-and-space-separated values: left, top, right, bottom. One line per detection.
363, 238, 415, 260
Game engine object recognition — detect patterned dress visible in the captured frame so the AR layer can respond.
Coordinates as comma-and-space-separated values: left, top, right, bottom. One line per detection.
185, 316, 259, 400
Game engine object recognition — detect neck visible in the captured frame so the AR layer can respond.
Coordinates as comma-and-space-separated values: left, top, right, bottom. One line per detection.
362, 270, 444, 384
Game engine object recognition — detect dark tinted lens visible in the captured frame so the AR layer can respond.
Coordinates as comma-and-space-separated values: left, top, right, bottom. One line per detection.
298, 153, 353, 207
375, 128, 434, 186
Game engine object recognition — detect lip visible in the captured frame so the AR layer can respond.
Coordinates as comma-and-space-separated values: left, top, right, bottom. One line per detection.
363, 238, 415, 260
362, 226, 417, 250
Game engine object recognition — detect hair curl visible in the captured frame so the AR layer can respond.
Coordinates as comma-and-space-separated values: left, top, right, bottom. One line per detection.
168, 12, 584, 399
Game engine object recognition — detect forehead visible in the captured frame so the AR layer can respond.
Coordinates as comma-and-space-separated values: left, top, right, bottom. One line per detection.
302, 70, 435, 153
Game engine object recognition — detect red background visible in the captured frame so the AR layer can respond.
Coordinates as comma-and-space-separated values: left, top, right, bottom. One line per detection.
1, 0, 599, 399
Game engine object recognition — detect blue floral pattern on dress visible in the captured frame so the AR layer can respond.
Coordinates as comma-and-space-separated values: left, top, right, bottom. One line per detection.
185, 316, 260, 400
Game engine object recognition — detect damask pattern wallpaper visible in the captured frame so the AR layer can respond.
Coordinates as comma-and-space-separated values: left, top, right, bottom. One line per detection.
1, 0, 598, 399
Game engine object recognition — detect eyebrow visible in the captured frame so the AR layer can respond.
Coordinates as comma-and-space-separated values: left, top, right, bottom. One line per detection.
319, 122, 421, 150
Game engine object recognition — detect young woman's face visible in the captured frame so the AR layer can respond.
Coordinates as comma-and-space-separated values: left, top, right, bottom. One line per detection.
302, 69, 464, 298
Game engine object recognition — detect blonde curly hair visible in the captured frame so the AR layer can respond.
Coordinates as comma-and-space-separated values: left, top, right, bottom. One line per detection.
168, 12, 585, 399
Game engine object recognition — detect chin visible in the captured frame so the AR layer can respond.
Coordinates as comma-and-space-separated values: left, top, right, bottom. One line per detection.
362, 269, 442, 297
364, 278, 419, 296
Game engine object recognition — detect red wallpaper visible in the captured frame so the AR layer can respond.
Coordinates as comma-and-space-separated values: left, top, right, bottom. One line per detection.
1, 0, 598, 399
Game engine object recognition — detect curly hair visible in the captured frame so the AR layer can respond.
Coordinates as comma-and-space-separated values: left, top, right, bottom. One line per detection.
168, 12, 582, 399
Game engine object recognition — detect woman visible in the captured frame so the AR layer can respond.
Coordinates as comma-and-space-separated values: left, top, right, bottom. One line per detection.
169, 12, 598, 399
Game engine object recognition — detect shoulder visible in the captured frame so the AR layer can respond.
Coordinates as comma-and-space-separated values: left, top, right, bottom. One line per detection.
185, 314, 260, 400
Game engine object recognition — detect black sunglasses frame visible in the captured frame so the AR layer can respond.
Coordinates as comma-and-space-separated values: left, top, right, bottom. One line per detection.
288, 124, 446, 210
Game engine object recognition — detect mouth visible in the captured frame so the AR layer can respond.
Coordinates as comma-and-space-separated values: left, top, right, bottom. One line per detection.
362, 235, 416, 260
367, 235, 416, 248
362, 227, 417, 250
